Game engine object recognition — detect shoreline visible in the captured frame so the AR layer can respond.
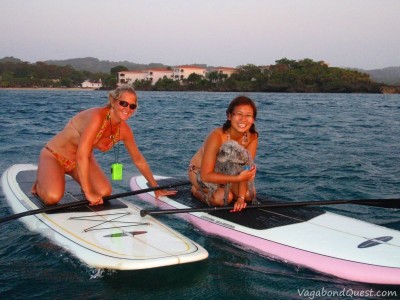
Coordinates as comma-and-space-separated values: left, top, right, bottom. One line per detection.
0, 87, 100, 91
1, 87, 399, 94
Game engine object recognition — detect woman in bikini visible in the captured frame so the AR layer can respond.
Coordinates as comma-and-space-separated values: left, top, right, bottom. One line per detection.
32, 85, 176, 206
188, 96, 258, 212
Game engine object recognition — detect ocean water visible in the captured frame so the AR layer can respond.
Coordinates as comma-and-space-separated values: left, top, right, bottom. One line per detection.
0, 90, 399, 299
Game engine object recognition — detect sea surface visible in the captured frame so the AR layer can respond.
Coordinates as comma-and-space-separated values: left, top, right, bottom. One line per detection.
0, 90, 399, 299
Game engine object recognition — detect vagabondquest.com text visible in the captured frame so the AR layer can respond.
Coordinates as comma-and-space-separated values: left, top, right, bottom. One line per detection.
298, 287, 397, 299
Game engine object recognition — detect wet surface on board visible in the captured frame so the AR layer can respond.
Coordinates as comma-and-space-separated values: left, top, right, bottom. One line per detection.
16, 170, 127, 213
153, 178, 325, 230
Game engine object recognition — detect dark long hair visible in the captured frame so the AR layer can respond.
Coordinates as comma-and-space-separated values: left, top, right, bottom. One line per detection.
222, 96, 258, 136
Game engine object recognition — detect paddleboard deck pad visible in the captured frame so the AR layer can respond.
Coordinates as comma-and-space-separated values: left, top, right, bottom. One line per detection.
1, 164, 208, 270
131, 175, 400, 285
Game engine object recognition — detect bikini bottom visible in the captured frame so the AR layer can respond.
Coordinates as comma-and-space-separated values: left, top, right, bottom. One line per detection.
45, 146, 76, 173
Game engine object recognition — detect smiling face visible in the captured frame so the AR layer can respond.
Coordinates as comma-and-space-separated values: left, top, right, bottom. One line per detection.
112, 91, 138, 121
228, 104, 255, 134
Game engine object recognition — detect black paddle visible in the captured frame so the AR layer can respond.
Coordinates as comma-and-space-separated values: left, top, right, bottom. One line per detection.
0, 180, 190, 224
140, 198, 400, 217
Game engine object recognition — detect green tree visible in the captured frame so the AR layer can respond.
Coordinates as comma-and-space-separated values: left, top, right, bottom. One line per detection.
231, 64, 262, 81
133, 79, 152, 91
153, 77, 181, 91
186, 73, 203, 84
102, 75, 118, 90
110, 65, 129, 76
207, 71, 228, 83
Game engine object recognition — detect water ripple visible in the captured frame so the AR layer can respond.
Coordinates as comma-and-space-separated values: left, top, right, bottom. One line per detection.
1, 91, 400, 298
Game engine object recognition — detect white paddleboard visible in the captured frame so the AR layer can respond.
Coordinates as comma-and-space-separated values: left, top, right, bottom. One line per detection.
1, 164, 208, 270
131, 175, 400, 285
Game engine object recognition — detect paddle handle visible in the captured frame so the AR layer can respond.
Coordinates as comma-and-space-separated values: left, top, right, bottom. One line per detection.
0, 180, 191, 224
140, 198, 400, 217
103, 181, 190, 201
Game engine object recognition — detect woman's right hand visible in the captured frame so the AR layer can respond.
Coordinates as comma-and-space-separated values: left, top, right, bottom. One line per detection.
85, 191, 104, 206
238, 165, 256, 182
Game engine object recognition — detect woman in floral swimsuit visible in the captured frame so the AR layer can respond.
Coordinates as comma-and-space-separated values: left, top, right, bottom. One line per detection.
188, 96, 258, 212
32, 85, 176, 206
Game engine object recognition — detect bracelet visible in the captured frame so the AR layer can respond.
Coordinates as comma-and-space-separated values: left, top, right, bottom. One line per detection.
237, 196, 245, 201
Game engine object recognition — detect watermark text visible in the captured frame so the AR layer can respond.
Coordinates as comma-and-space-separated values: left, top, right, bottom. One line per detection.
298, 287, 397, 299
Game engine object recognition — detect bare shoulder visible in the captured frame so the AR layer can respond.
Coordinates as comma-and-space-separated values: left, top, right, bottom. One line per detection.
204, 127, 225, 150
249, 131, 259, 142
76, 107, 107, 123
70, 107, 108, 133
208, 127, 225, 140
78, 107, 106, 119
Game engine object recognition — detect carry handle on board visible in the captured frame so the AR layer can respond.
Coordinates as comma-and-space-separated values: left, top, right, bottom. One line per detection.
0, 181, 190, 224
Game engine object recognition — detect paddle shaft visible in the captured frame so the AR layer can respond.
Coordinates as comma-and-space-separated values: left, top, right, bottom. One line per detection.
140, 198, 400, 216
0, 180, 190, 224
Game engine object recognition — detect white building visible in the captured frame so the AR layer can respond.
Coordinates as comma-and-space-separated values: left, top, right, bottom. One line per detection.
145, 68, 173, 84
118, 65, 238, 85
118, 71, 147, 85
81, 79, 102, 89
118, 69, 173, 86
172, 65, 207, 81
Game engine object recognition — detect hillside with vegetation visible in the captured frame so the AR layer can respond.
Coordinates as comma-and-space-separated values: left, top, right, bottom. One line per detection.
0, 56, 397, 93
365, 66, 400, 85
35, 57, 400, 87
0, 57, 105, 88
44, 57, 168, 73
209, 59, 381, 93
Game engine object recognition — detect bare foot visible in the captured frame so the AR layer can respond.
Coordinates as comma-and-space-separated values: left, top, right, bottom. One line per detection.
31, 181, 37, 194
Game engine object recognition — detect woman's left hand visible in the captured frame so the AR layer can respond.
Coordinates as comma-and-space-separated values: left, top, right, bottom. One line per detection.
154, 189, 178, 199
231, 198, 247, 212
238, 165, 256, 182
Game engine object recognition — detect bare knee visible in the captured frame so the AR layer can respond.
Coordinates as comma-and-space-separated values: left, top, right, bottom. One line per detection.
102, 185, 112, 197
246, 186, 256, 201
33, 181, 64, 205
211, 190, 233, 206
210, 197, 225, 206
97, 182, 112, 197
40, 190, 64, 205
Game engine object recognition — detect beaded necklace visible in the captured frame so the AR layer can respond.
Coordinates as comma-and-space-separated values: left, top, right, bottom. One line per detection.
227, 131, 248, 145
107, 112, 120, 163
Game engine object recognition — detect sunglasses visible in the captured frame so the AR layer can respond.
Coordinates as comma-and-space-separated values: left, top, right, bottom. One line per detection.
119, 100, 137, 110
232, 112, 254, 120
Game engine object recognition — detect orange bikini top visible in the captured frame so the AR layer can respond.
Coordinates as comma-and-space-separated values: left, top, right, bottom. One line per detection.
69, 111, 120, 152
94, 113, 120, 152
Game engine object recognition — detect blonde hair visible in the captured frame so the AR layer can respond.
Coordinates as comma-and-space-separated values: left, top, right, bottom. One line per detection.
108, 85, 137, 107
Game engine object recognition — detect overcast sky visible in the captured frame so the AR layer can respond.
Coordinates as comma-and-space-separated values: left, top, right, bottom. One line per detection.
1, 0, 399, 70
